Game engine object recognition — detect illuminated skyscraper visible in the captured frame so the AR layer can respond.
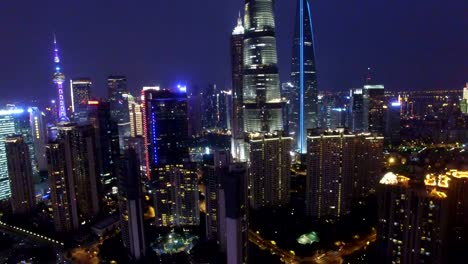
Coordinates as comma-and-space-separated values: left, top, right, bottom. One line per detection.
232, 13, 245, 139
247, 131, 292, 209
142, 86, 198, 227
127, 94, 143, 137
243, 0, 283, 133
5, 136, 35, 214
290, 0, 319, 153
70, 78, 92, 122
0, 109, 26, 200
118, 148, 146, 260
142, 87, 189, 179
108, 76, 131, 149
52, 35, 68, 123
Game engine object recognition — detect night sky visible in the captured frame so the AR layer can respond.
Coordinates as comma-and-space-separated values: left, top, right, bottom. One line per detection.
0, 0, 466, 102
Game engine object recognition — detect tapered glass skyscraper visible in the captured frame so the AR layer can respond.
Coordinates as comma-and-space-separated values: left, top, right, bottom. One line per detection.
290, 0, 318, 153
243, 0, 283, 132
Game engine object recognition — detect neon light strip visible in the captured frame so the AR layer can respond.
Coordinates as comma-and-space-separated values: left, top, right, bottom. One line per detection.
142, 89, 151, 180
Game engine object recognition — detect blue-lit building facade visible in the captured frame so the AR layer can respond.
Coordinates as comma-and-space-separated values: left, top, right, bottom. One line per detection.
290, 0, 319, 153
142, 87, 199, 227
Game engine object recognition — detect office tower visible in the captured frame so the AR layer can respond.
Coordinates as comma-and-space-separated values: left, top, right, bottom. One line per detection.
70, 78, 92, 122
108, 76, 131, 150
52, 35, 69, 122
201, 85, 230, 131
365, 84, 385, 134
223, 163, 248, 264
231, 13, 245, 140
28, 107, 48, 172
202, 84, 220, 130
187, 87, 203, 137
124, 136, 145, 175
47, 123, 100, 232
87, 100, 120, 188
5, 136, 35, 214
247, 131, 292, 209
127, 94, 143, 137
243, 0, 283, 133
290, 0, 319, 153
11, 108, 39, 181
350, 88, 368, 133
154, 164, 199, 227
204, 149, 231, 241
376, 172, 451, 264
384, 101, 401, 146
460, 82, 468, 114
142, 87, 189, 179
118, 148, 146, 260
0, 109, 24, 200
142, 86, 198, 227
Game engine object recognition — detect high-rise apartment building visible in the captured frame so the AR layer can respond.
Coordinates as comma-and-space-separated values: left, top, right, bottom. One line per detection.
118, 148, 146, 260
377, 170, 468, 263
47, 123, 100, 232
247, 131, 292, 209
242, 0, 283, 133
290, 0, 319, 153
5, 136, 35, 214
306, 129, 383, 218
154, 164, 199, 227
70, 78, 92, 122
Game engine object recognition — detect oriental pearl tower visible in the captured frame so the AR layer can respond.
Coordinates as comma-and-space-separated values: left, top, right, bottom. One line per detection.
52, 34, 69, 123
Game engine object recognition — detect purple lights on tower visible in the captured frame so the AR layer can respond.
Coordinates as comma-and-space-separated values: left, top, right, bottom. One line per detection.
52, 34, 68, 122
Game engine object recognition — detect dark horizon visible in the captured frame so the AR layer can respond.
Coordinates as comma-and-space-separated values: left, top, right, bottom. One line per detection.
0, 0, 466, 102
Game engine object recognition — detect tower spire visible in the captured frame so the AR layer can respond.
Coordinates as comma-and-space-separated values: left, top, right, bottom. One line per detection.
52, 34, 68, 122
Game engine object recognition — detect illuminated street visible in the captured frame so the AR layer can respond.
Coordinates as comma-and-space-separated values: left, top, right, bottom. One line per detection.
249, 229, 377, 264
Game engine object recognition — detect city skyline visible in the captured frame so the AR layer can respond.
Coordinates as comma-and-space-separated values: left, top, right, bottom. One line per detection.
0, 0, 466, 102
